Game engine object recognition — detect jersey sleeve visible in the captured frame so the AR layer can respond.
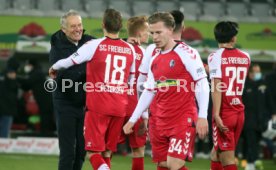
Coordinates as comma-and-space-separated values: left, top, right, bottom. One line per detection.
71, 38, 104, 64
129, 44, 136, 74
177, 46, 207, 81
208, 51, 222, 79
143, 59, 156, 91
138, 44, 156, 74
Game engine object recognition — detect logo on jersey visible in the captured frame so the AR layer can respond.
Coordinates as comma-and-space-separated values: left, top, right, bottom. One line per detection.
210, 69, 217, 76
169, 60, 175, 68
196, 67, 205, 76
72, 52, 80, 58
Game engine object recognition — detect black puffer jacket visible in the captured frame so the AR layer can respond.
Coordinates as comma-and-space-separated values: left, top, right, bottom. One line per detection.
49, 30, 94, 106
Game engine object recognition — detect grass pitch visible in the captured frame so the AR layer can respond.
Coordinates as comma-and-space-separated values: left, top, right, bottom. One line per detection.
0, 153, 275, 170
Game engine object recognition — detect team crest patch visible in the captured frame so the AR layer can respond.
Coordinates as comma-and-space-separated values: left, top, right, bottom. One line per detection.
169, 60, 175, 68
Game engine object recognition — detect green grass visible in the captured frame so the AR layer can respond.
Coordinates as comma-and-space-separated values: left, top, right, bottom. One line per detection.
0, 15, 276, 50
0, 153, 275, 170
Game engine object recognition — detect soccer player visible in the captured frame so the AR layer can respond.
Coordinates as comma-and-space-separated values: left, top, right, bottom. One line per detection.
136, 10, 195, 169
49, 9, 136, 170
119, 15, 149, 170
124, 12, 209, 170
208, 21, 250, 170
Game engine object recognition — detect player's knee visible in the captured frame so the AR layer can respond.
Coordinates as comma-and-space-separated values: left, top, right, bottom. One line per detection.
167, 157, 185, 170
157, 161, 168, 168
86, 151, 101, 159
219, 150, 235, 166
210, 148, 219, 161
132, 146, 145, 157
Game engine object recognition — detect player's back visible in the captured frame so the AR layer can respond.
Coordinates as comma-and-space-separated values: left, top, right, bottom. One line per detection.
209, 48, 250, 113
86, 37, 135, 117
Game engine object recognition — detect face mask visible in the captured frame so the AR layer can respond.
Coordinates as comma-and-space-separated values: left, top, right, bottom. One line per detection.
24, 65, 32, 73
253, 72, 262, 81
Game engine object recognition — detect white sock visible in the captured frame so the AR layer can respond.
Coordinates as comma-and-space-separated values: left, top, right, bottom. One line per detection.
98, 163, 110, 170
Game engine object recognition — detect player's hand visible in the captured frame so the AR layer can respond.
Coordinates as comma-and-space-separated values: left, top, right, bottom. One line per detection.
196, 118, 209, 139
138, 118, 148, 136
49, 67, 57, 79
123, 121, 135, 134
127, 37, 140, 45
214, 115, 228, 132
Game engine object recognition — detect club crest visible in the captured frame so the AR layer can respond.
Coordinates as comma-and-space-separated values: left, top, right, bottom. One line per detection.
169, 60, 175, 68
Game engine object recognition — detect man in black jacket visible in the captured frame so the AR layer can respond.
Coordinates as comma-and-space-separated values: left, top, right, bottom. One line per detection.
49, 10, 94, 170
242, 64, 274, 170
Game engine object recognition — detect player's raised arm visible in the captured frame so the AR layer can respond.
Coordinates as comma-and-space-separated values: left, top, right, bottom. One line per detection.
49, 39, 101, 78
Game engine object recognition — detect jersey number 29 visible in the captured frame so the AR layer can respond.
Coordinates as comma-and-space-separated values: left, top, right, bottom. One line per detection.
225, 66, 247, 96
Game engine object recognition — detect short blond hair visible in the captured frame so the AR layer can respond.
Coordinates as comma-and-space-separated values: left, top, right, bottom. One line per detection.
127, 16, 148, 37
148, 12, 175, 29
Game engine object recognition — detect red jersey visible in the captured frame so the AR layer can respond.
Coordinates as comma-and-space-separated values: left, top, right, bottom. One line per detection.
144, 43, 207, 129
71, 37, 136, 117
126, 44, 145, 116
208, 48, 250, 114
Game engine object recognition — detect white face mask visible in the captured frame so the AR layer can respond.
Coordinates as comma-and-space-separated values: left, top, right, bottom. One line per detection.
24, 65, 32, 73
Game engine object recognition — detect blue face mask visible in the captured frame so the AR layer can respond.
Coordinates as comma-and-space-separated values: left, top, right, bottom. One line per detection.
253, 72, 262, 81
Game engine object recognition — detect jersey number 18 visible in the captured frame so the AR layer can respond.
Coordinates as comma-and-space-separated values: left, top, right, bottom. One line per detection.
104, 54, 126, 85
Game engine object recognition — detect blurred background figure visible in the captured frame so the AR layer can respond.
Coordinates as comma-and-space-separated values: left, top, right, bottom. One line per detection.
0, 65, 19, 138
242, 64, 274, 170
19, 59, 55, 136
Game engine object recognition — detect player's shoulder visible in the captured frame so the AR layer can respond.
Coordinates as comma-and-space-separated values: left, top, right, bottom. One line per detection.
208, 48, 224, 62
146, 43, 159, 54
146, 43, 156, 50
174, 43, 199, 60
85, 37, 106, 46
236, 48, 250, 60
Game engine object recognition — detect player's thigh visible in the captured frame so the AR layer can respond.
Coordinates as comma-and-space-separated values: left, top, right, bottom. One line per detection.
84, 111, 110, 152
106, 116, 125, 152
151, 128, 169, 163
167, 125, 196, 162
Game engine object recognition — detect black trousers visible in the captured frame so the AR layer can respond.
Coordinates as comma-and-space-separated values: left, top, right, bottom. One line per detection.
54, 101, 86, 170
243, 128, 261, 163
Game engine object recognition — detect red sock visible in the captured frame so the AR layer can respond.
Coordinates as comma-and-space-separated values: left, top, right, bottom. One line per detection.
223, 164, 237, 170
103, 157, 111, 168
89, 154, 106, 170
211, 161, 223, 170
157, 166, 169, 170
132, 157, 144, 170
178, 166, 188, 170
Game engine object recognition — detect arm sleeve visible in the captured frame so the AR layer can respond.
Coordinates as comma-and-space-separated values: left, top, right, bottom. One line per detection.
208, 52, 222, 79
195, 78, 210, 118
138, 44, 156, 74
52, 39, 101, 70
142, 111, 149, 119
143, 66, 156, 91
129, 89, 155, 123
136, 73, 147, 98
176, 47, 207, 81
129, 44, 136, 74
